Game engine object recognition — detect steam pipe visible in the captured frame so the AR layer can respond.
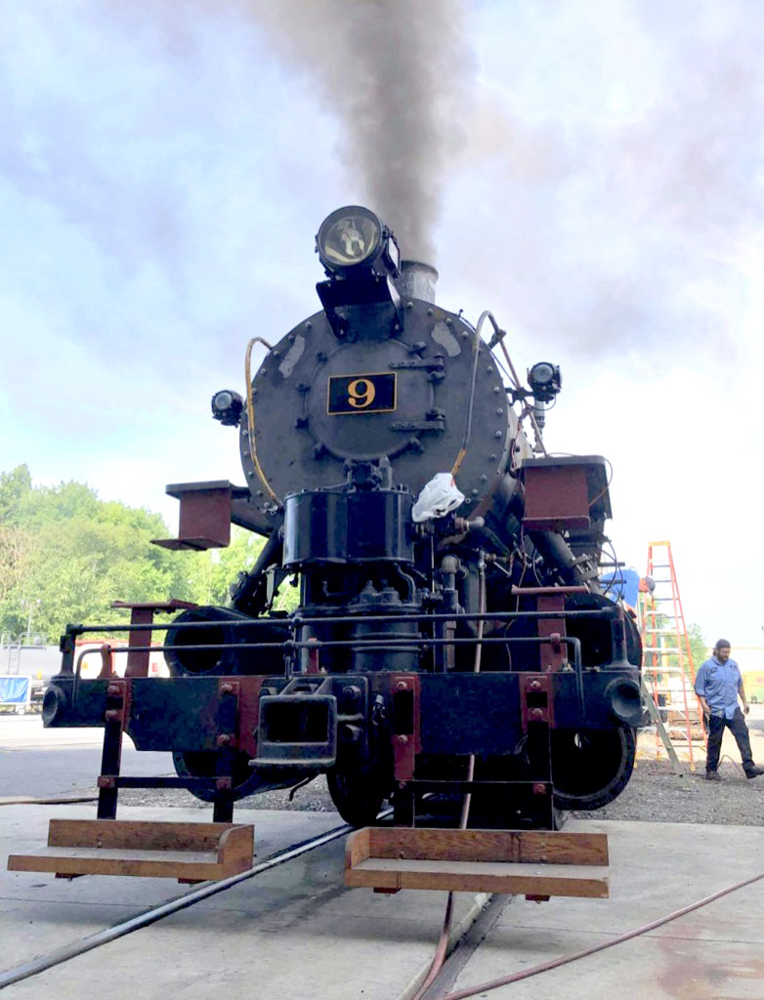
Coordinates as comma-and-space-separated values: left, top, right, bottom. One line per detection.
526, 530, 588, 587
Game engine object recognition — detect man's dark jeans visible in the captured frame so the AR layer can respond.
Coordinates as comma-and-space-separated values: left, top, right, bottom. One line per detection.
706, 708, 754, 773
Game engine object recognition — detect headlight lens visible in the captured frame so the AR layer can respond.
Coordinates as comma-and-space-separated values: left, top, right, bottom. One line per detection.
317, 206, 382, 270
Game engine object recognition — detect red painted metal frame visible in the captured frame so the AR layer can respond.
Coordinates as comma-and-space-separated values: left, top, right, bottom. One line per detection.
152, 482, 233, 550
391, 674, 421, 783
103, 678, 128, 727
216, 676, 266, 758
519, 673, 554, 731
537, 593, 566, 673
111, 600, 196, 678
522, 463, 591, 531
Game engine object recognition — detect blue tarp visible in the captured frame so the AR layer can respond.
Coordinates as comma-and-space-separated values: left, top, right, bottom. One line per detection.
0, 676, 30, 705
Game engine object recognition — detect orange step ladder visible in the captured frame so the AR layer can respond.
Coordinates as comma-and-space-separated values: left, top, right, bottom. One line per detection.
640, 541, 705, 769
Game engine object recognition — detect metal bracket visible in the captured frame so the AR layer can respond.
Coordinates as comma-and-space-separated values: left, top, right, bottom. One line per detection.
391, 674, 421, 782
388, 357, 445, 371
520, 674, 554, 731
390, 418, 445, 433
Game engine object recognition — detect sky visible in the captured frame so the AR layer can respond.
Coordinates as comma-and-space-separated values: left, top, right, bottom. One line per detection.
1, 0, 763, 650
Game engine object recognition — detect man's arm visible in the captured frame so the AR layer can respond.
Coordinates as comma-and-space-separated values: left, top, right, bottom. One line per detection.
695, 664, 709, 716
739, 676, 750, 715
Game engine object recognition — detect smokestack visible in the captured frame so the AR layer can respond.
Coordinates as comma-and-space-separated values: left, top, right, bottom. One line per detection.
396, 260, 438, 304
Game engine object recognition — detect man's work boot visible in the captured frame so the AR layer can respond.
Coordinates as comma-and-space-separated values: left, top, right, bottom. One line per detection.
745, 766, 764, 779
705, 771, 722, 781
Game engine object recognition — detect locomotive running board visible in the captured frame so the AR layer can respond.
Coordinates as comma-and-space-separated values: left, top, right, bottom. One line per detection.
8, 820, 254, 882
345, 827, 609, 899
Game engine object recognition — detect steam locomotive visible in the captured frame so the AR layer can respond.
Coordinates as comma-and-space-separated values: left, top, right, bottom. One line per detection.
43, 206, 642, 830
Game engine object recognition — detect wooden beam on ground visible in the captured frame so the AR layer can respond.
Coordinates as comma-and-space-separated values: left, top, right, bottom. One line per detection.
346, 827, 609, 898
8, 819, 254, 881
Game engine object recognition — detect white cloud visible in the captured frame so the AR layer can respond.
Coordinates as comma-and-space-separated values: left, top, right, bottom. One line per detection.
2, 0, 763, 650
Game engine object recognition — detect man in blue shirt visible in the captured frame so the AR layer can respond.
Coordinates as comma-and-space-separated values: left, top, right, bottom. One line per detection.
694, 639, 764, 781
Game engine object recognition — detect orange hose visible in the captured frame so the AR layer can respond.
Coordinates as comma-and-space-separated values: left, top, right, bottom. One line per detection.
410, 558, 486, 1000
440, 871, 764, 999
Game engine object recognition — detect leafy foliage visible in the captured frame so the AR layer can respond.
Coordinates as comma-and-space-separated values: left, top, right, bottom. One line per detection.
687, 622, 709, 671
0, 466, 266, 643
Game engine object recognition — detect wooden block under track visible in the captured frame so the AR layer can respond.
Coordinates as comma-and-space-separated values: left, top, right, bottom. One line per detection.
8, 819, 254, 880
345, 827, 609, 898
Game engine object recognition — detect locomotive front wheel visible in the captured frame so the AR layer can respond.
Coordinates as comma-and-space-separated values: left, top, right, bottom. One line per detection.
327, 767, 387, 827
551, 727, 636, 811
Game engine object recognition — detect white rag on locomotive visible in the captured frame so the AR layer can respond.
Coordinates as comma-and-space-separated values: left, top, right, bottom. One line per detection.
43, 206, 642, 830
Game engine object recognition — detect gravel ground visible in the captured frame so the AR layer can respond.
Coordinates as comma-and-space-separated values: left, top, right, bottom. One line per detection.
120, 707, 764, 827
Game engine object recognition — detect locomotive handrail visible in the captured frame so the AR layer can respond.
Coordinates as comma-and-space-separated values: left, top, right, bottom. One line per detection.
69, 635, 584, 679
71, 636, 583, 654
68, 634, 586, 715
64, 607, 620, 636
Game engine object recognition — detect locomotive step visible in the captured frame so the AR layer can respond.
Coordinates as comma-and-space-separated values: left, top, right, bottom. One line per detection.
8, 819, 254, 881
346, 827, 609, 898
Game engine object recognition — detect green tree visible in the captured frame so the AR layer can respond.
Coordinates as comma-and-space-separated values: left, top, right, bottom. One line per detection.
181, 527, 266, 607
0, 467, 289, 644
0, 469, 195, 641
687, 623, 708, 672
0, 464, 32, 524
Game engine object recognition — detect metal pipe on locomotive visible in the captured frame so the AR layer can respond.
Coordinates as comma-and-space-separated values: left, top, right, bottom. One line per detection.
43, 206, 642, 829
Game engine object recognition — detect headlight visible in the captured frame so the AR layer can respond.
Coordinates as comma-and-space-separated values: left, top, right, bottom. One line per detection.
211, 389, 243, 426
528, 362, 561, 402
316, 206, 383, 271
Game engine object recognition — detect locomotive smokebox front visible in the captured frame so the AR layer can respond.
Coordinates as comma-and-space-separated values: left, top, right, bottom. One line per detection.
239, 207, 515, 524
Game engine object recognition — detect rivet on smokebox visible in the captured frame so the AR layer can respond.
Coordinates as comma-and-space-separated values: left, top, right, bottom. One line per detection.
530, 680, 542, 691
396, 681, 408, 691
531, 707, 544, 718
396, 735, 409, 745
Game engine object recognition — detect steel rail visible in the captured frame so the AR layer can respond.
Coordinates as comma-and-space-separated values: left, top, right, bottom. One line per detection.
0, 816, 374, 990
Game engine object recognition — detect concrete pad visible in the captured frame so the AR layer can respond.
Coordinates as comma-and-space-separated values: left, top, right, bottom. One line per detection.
5, 812, 762, 1000
1, 804, 485, 1000
448, 819, 764, 999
